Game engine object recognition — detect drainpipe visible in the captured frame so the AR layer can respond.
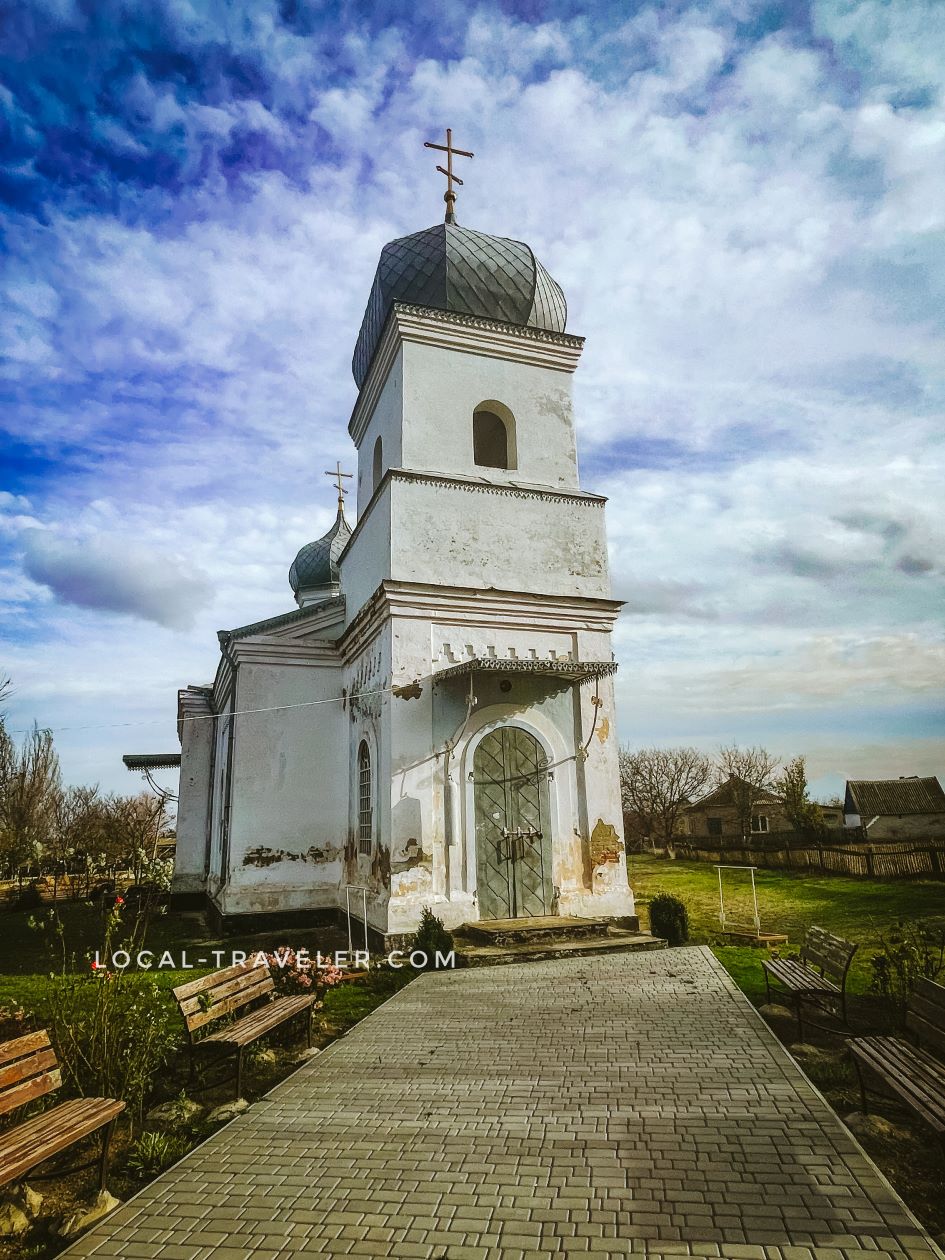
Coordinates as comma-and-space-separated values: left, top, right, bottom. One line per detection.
441, 674, 478, 894
217, 632, 239, 889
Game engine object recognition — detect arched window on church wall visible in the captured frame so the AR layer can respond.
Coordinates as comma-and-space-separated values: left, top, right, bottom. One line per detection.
372, 436, 383, 492
358, 741, 373, 855
473, 402, 516, 470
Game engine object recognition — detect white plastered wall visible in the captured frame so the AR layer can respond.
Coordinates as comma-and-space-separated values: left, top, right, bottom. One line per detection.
214, 656, 347, 917
399, 339, 580, 488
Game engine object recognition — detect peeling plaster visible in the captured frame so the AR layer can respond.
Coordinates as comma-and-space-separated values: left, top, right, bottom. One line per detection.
243, 843, 343, 867
371, 843, 391, 890
589, 818, 621, 864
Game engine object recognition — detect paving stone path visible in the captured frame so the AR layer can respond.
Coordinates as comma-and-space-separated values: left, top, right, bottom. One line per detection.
63, 946, 943, 1259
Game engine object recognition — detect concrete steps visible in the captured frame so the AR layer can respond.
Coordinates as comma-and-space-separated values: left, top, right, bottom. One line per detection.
454, 916, 665, 967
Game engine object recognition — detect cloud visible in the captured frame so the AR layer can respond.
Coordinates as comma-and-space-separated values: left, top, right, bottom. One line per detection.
0, 0, 942, 789
20, 529, 213, 630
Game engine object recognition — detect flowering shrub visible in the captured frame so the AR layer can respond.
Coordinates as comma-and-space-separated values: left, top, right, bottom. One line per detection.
264, 947, 346, 1005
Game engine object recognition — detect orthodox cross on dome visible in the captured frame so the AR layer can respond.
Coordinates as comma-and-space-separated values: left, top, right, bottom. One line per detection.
324, 461, 353, 515
423, 127, 474, 223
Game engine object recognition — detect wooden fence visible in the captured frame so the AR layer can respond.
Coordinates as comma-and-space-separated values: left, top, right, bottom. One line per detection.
671, 836, 945, 880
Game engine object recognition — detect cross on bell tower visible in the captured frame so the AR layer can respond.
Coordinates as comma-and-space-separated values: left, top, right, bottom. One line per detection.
423, 127, 474, 223
324, 461, 353, 516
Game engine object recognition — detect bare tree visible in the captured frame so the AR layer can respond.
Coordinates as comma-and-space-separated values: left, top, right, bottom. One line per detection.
104, 792, 172, 883
0, 724, 61, 882
715, 744, 780, 841
620, 746, 712, 849
49, 785, 106, 899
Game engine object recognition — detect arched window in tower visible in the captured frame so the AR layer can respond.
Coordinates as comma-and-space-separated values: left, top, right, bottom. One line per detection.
473, 403, 516, 470
372, 436, 383, 492
357, 741, 373, 854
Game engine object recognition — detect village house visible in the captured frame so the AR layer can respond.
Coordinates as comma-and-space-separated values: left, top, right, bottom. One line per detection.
682, 776, 789, 842
680, 776, 844, 843
844, 776, 945, 840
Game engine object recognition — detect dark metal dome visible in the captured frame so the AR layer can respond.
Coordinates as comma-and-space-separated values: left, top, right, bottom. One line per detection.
352, 222, 567, 387
288, 508, 352, 597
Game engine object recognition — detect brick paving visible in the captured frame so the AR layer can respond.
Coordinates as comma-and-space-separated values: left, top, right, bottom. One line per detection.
62, 946, 943, 1259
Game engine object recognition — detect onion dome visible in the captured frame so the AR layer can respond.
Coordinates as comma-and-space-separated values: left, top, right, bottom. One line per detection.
288, 506, 351, 606
352, 222, 567, 387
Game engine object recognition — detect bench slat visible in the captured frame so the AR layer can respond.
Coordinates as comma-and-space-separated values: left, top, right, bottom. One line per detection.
0, 1031, 51, 1067
185, 975, 275, 1034
0, 1097, 125, 1189
914, 976, 945, 1012
851, 1039, 945, 1111
178, 968, 273, 1017
200, 994, 313, 1049
801, 926, 857, 983
764, 958, 840, 995
0, 1070, 62, 1118
850, 1037, 945, 1130
173, 961, 261, 1002
0, 1047, 57, 1093
905, 984, 945, 1058
0, 1096, 118, 1167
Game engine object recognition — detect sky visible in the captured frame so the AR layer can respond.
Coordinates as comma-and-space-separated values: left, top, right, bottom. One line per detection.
1, 0, 943, 802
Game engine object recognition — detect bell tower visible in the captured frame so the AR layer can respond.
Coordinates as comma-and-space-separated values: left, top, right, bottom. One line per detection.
340, 212, 610, 616
330, 136, 634, 936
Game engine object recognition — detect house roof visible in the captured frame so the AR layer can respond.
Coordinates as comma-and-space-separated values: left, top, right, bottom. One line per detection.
688, 776, 782, 811
845, 776, 945, 817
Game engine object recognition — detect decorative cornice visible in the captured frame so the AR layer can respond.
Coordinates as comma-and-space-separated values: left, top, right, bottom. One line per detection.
177, 686, 213, 740
435, 658, 618, 683
220, 596, 346, 644
389, 467, 604, 507
393, 303, 584, 348
228, 639, 343, 669
339, 579, 623, 662
349, 303, 584, 446
381, 581, 623, 623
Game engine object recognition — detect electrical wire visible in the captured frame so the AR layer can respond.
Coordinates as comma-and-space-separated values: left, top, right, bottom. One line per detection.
6, 684, 397, 736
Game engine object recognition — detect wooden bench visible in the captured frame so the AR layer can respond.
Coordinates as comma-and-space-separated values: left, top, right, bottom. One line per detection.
173, 961, 316, 1098
848, 977, 945, 1150
0, 1031, 124, 1192
763, 925, 858, 1037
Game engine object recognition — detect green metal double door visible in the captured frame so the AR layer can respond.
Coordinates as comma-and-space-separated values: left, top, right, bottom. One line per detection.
474, 725, 553, 920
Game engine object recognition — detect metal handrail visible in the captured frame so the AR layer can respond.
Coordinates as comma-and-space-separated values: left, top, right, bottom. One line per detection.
344, 884, 371, 957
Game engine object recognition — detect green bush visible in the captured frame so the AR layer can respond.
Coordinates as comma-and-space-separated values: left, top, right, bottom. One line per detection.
648, 893, 690, 946
31, 897, 182, 1126
410, 908, 454, 969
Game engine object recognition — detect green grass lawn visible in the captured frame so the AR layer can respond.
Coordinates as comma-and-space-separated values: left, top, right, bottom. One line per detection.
0, 900, 411, 1043
628, 854, 945, 1002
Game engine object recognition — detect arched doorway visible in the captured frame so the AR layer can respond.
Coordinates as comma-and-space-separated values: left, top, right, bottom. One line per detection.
473, 725, 554, 920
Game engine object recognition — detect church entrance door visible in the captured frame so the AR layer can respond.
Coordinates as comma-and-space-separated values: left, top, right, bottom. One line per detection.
473, 726, 553, 920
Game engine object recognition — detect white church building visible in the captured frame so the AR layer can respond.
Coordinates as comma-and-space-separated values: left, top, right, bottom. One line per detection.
172, 185, 636, 944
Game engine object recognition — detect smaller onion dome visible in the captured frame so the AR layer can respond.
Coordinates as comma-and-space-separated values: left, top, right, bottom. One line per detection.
288, 506, 351, 606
